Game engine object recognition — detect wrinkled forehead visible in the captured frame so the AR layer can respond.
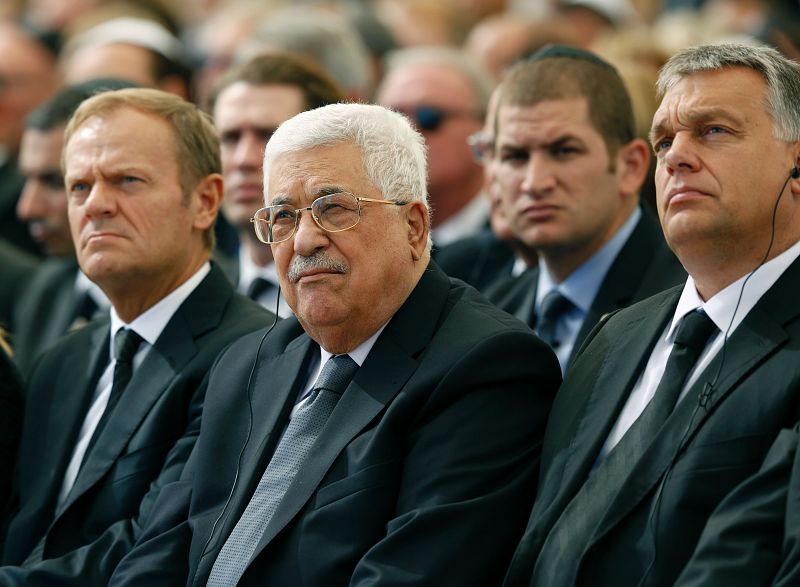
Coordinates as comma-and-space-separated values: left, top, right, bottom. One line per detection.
265, 143, 374, 205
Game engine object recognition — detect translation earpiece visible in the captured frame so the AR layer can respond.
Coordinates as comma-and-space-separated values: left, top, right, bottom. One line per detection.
791, 167, 799, 179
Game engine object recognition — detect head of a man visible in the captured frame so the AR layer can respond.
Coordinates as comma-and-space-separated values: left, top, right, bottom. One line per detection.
651, 43, 800, 298
209, 53, 343, 248
261, 104, 431, 353
17, 78, 135, 257
376, 46, 493, 226
63, 88, 222, 320
61, 18, 192, 99
495, 46, 649, 281
0, 20, 60, 153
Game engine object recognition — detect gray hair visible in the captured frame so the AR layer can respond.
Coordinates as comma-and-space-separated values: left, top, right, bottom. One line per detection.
264, 103, 429, 212
383, 46, 495, 116
243, 7, 372, 98
657, 42, 800, 141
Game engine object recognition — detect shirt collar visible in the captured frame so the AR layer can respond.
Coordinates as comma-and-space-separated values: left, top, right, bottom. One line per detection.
668, 238, 800, 341
238, 250, 279, 293
110, 262, 210, 348
432, 193, 489, 248
318, 321, 389, 368
537, 206, 641, 312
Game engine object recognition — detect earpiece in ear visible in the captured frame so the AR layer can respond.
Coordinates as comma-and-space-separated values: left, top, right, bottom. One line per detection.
791, 167, 799, 179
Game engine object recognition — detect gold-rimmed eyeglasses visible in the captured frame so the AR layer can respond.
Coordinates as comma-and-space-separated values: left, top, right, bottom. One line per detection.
250, 191, 408, 244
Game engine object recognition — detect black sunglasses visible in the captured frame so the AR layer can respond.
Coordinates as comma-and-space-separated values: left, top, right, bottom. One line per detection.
399, 105, 477, 132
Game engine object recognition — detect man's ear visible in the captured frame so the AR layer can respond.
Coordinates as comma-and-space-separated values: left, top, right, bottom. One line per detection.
191, 173, 223, 233
616, 138, 650, 198
405, 200, 429, 261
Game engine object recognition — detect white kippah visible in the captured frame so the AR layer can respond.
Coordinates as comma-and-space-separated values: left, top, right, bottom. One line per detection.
66, 17, 187, 64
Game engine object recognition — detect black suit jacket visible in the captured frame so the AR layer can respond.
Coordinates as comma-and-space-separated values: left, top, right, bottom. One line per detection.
0, 264, 273, 586
110, 262, 561, 587
487, 208, 686, 367
504, 255, 800, 587
674, 422, 800, 587
0, 240, 37, 331
434, 229, 518, 293
0, 160, 37, 257
11, 257, 88, 374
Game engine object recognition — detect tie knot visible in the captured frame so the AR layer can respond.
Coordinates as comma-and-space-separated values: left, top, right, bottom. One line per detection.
113, 328, 143, 363
314, 354, 359, 396
246, 277, 273, 300
674, 310, 718, 353
540, 290, 574, 322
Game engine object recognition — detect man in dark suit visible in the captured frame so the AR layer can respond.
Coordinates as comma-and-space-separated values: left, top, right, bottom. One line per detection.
209, 52, 343, 316
0, 19, 60, 256
673, 422, 800, 586
504, 42, 800, 587
109, 103, 561, 586
0, 88, 272, 585
485, 46, 685, 373
10, 79, 137, 373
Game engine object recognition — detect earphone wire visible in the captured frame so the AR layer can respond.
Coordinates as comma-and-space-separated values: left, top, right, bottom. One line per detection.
199, 287, 282, 560
637, 169, 794, 586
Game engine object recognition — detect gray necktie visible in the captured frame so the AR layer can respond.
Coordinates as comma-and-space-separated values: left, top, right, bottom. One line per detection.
536, 290, 574, 348
207, 353, 359, 586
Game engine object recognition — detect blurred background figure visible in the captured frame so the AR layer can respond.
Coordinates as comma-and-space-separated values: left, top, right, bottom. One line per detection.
209, 52, 343, 316
376, 46, 494, 248
0, 19, 60, 257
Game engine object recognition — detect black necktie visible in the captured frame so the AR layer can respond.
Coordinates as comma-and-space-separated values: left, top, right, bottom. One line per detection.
531, 309, 719, 586
245, 277, 273, 301
207, 354, 359, 586
82, 328, 144, 463
536, 290, 574, 348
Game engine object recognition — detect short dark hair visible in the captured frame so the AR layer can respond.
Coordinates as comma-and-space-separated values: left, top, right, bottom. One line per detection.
500, 45, 635, 155
26, 78, 139, 131
207, 52, 344, 113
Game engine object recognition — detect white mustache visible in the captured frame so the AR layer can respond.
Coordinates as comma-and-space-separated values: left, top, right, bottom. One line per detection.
288, 252, 349, 283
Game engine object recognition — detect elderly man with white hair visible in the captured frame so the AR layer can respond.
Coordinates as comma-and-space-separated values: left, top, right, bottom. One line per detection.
109, 102, 560, 587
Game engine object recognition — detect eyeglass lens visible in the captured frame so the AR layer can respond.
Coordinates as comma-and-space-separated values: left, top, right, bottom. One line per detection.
253, 193, 362, 243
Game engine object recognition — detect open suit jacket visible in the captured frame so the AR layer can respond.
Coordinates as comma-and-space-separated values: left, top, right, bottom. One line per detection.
504, 255, 800, 587
487, 208, 686, 368
109, 262, 562, 587
674, 422, 800, 587
0, 264, 272, 586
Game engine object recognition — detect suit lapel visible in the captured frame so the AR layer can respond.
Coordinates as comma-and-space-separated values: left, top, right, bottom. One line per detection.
549, 292, 678, 515
571, 210, 663, 359
57, 265, 232, 515
35, 323, 108, 514
593, 259, 800, 543
244, 261, 450, 566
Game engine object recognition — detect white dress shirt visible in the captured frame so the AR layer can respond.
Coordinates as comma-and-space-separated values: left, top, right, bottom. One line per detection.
599, 239, 800, 458
292, 323, 388, 418
238, 252, 292, 317
432, 193, 489, 248
57, 263, 211, 508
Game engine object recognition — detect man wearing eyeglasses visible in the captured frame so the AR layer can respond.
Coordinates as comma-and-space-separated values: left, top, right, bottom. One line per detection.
486, 46, 685, 374
109, 103, 560, 587
376, 46, 494, 248
209, 53, 343, 316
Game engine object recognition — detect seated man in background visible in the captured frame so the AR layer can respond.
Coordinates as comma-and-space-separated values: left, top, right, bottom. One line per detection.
209, 52, 343, 316
109, 103, 561, 587
487, 45, 685, 373
0, 88, 272, 586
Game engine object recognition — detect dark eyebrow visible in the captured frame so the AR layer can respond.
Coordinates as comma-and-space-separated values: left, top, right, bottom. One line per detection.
270, 195, 293, 206
312, 186, 347, 198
